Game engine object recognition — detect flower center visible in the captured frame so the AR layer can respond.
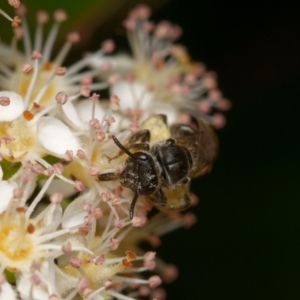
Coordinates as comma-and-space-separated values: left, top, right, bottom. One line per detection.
0, 224, 33, 268
17, 63, 57, 106
0, 118, 36, 161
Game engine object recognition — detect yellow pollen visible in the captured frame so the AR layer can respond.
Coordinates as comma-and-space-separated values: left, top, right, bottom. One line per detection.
0, 119, 35, 161
60, 250, 131, 289
0, 225, 33, 263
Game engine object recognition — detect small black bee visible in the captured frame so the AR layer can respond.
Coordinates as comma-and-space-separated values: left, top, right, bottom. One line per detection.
98, 115, 218, 218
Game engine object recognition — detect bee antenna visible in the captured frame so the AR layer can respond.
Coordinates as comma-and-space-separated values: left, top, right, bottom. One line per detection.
112, 136, 135, 159
129, 193, 138, 219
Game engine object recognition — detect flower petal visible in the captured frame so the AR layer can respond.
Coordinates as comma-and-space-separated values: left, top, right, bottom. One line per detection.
16, 272, 50, 300
0, 180, 18, 214
41, 204, 63, 234
0, 91, 25, 121
41, 178, 76, 198
75, 99, 107, 124
0, 281, 17, 300
61, 189, 96, 229
61, 100, 85, 129
37, 116, 82, 157
54, 265, 77, 296
111, 80, 153, 110
89, 54, 133, 75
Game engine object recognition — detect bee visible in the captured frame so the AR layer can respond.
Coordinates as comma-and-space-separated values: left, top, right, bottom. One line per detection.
98, 115, 218, 218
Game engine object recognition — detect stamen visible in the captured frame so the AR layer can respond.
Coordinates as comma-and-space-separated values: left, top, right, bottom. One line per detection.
42, 10, 67, 63
25, 173, 55, 219
0, 96, 10, 106
16, 4, 32, 59
0, 8, 13, 22
34, 11, 49, 51
31, 66, 67, 106
54, 32, 80, 66
8, 0, 20, 8
24, 52, 41, 107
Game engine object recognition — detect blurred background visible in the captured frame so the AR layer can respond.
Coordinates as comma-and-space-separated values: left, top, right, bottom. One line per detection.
154, 1, 300, 299
1, 0, 299, 299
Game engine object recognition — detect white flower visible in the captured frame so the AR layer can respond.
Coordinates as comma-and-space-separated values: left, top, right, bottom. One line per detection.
0, 5, 110, 163
0, 3, 229, 299
50, 190, 167, 299
0, 163, 80, 273
0, 276, 17, 300
90, 4, 231, 127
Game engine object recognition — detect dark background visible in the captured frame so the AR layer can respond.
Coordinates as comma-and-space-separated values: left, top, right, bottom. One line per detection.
151, 1, 300, 299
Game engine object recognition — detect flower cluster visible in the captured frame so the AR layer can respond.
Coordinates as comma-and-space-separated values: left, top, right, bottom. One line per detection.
0, 2, 229, 300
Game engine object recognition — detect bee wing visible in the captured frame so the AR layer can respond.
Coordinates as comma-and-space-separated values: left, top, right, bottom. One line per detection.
170, 119, 219, 178
192, 118, 219, 177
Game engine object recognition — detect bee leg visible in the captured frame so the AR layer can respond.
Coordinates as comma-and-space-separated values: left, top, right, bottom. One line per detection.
177, 176, 190, 186
129, 129, 150, 144
97, 172, 119, 181
129, 192, 139, 219
148, 189, 167, 207
128, 143, 150, 152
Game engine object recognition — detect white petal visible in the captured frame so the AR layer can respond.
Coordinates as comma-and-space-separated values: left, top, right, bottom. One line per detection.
54, 265, 77, 297
0, 180, 18, 214
62, 189, 96, 229
40, 178, 76, 198
110, 80, 153, 111
61, 100, 85, 129
16, 273, 50, 300
37, 116, 82, 157
40, 204, 63, 234
0, 281, 17, 300
0, 91, 25, 121
89, 54, 133, 74
75, 99, 107, 123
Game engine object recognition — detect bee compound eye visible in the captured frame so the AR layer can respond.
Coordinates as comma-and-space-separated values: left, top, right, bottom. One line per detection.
137, 153, 149, 161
